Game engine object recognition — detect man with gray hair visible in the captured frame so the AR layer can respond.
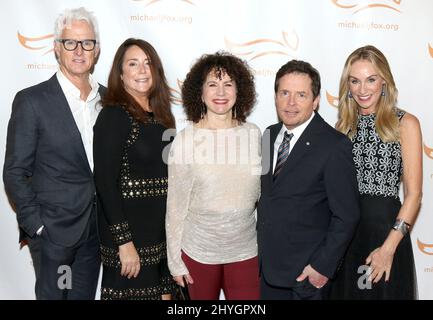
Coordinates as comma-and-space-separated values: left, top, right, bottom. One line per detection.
4, 7, 104, 299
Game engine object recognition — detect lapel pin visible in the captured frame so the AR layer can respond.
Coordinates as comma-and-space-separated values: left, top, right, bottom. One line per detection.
306, 142, 310, 146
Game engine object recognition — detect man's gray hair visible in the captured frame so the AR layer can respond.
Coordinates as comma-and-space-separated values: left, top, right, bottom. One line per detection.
54, 7, 100, 44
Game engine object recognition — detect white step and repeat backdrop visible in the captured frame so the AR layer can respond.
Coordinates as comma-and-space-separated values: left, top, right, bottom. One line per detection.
0, 0, 432, 299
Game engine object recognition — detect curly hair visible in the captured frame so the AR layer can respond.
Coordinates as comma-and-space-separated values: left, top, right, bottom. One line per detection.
102, 38, 175, 128
181, 51, 256, 123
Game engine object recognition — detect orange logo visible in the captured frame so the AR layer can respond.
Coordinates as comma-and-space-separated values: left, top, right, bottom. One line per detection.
18, 32, 54, 55
225, 30, 299, 61
326, 91, 339, 108
429, 44, 433, 58
417, 239, 433, 255
170, 79, 183, 105
332, 0, 402, 14
424, 143, 433, 159
132, 0, 196, 6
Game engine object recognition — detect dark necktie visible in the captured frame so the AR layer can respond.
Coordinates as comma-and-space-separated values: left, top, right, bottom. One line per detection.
273, 132, 294, 178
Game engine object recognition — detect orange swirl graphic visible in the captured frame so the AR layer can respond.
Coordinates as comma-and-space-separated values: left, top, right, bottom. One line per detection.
17, 32, 54, 55
417, 239, 433, 255
353, 4, 401, 14
331, 0, 357, 9
326, 91, 339, 108
332, 0, 401, 14
429, 44, 433, 58
424, 143, 433, 159
225, 31, 299, 61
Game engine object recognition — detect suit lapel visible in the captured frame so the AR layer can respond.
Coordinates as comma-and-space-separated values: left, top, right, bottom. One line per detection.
98, 84, 107, 98
272, 113, 324, 187
46, 75, 92, 174
263, 123, 283, 189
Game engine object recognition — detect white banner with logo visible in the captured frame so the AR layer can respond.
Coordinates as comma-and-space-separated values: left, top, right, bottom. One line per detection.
0, 0, 432, 299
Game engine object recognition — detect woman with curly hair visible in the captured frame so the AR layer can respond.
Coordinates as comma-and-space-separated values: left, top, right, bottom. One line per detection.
166, 51, 261, 300
330, 45, 422, 299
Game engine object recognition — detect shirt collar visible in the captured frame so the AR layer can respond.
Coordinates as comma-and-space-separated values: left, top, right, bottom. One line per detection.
279, 111, 316, 138
56, 69, 100, 101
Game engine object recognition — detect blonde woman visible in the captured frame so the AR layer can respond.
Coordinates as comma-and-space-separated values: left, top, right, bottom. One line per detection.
330, 45, 422, 299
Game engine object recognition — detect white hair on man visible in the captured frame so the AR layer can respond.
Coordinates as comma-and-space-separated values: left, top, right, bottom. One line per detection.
54, 7, 100, 44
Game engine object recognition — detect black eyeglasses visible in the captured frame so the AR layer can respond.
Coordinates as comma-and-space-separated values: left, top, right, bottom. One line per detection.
56, 39, 97, 51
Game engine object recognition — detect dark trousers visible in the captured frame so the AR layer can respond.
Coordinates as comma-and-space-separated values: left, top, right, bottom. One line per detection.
27, 211, 100, 300
260, 273, 330, 300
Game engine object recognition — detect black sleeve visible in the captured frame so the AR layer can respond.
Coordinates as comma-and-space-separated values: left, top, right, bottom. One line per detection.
93, 106, 133, 246
310, 136, 361, 278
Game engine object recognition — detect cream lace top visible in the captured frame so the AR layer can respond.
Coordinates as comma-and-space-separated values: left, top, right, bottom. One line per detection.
166, 122, 261, 276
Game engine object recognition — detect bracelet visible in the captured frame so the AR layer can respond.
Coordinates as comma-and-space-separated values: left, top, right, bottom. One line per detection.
392, 218, 411, 236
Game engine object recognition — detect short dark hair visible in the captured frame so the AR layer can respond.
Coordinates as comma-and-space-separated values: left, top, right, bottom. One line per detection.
181, 51, 257, 123
274, 59, 321, 99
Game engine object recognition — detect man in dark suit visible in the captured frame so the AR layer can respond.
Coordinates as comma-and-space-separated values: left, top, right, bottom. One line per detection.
257, 60, 360, 300
3, 7, 104, 299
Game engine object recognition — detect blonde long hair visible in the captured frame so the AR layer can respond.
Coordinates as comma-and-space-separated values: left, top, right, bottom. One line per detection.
335, 45, 400, 142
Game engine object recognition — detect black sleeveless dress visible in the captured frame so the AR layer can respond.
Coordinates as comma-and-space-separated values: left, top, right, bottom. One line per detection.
94, 106, 176, 299
329, 110, 416, 300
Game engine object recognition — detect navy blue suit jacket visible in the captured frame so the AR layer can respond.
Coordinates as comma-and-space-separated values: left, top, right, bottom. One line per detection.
257, 113, 360, 288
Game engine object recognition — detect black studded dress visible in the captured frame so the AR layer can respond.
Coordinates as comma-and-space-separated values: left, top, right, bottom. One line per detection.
329, 109, 416, 300
94, 105, 176, 300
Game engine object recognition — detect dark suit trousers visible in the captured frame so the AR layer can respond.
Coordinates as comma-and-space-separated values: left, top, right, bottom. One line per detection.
27, 208, 100, 300
260, 273, 330, 300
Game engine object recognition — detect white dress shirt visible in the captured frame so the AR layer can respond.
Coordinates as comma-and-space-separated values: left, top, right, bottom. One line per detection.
56, 70, 102, 171
272, 112, 316, 173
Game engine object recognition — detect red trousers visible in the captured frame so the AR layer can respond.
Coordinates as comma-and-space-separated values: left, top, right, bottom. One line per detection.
181, 251, 260, 300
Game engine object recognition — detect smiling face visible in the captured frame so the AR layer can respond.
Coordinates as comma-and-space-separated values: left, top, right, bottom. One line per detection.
201, 69, 237, 117
54, 20, 99, 80
275, 72, 320, 130
348, 59, 385, 115
121, 45, 153, 99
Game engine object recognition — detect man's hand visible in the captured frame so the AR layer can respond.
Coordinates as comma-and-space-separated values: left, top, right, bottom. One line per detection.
296, 264, 328, 289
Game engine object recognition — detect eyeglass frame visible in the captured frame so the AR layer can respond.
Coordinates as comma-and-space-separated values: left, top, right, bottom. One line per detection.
55, 39, 98, 51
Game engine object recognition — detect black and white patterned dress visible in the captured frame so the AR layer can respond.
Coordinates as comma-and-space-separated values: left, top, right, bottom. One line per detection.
330, 110, 416, 300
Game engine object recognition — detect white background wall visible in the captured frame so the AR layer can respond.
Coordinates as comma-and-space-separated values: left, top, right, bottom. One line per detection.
1, 0, 432, 299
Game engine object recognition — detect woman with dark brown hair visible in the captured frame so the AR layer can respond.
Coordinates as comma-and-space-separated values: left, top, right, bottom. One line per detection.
166, 51, 261, 300
93, 38, 176, 300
